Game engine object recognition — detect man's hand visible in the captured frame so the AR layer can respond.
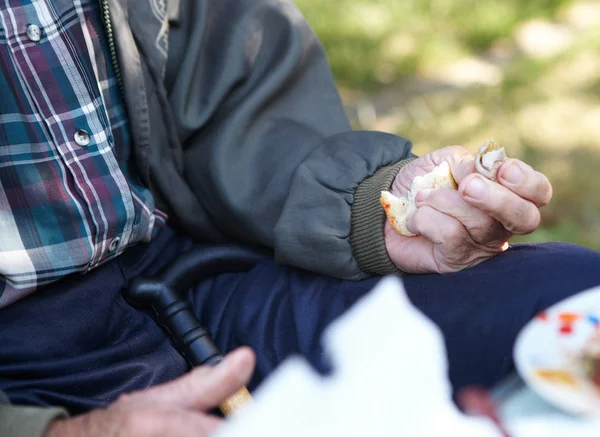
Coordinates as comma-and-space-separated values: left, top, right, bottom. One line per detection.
385, 146, 552, 274
44, 347, 255, 437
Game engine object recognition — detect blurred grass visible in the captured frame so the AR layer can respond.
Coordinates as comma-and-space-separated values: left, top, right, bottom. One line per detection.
296, 0, 574, 89
296, 0, 600, 251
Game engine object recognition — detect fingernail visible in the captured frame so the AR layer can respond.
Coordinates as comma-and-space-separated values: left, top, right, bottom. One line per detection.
501, 162, 524, 185
464, 177, 488, 200
415, 189, 432, 203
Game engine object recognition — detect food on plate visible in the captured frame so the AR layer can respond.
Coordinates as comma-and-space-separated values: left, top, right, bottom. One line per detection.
534, 369, 578, 387
381, 139, 507, 237
581, 330, 600, 387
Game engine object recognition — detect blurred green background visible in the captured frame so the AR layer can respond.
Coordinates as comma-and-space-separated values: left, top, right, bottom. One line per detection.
296, 0, 600, 250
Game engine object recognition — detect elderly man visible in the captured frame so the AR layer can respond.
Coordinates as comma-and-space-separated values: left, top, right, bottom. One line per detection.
1, 0, 599, 436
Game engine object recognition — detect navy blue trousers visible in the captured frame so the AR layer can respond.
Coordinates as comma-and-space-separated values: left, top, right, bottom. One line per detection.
1, 227, 600, 414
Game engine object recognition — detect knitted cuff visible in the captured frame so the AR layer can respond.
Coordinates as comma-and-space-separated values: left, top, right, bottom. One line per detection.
351, 158, 416, 276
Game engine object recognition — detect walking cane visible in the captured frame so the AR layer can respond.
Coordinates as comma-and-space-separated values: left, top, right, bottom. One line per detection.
124, 244, 266, 416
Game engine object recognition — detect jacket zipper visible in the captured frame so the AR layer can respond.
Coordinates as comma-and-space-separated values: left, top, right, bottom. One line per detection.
100, 0, 125, 97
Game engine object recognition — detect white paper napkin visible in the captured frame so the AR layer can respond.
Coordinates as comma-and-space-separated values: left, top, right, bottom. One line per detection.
214, 277, 600, 437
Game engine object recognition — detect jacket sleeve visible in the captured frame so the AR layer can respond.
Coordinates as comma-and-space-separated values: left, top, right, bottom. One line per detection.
0, 391, 68, 437
166, 0, 414, 279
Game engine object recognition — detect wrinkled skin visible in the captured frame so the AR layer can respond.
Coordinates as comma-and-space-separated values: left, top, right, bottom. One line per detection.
44, 348, 255, 437
385, 146, 553, 274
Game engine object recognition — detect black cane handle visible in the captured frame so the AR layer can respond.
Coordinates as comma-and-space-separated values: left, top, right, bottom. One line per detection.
124, 244, 267, 414
127, 277, 223, 366
159, 245, 268, 292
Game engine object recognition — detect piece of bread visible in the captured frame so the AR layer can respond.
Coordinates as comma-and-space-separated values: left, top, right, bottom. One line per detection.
380, 161, 457, 237
380, 190, 413, 236
475, 139, 507, 181
381, 140, 507, 237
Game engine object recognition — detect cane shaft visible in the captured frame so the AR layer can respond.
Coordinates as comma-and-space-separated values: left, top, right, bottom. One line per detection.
125, 277, 253, 416
220, 386, 253, 416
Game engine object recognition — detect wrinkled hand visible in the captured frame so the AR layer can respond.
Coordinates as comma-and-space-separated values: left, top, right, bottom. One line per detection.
385, 146, 552, 274
44, 347, 255, 437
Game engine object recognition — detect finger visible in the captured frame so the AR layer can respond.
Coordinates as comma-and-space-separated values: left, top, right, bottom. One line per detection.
390, 146, 475, 196
406, 205, 479, 274
142, 346, 256, 411
496, 159, 553, 207
460, 174, 541, 235
429, 145, 476, 184
415, 187, 510, 247
406, 205, 470, 244
406, 206, 499, 272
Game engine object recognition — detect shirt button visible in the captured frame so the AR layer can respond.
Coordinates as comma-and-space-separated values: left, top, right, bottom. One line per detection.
109, 237, 120, 253
27, 24, 42, 42
74, 129, 91, 147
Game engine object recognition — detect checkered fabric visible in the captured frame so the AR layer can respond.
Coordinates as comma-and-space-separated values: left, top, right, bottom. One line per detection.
0, 0, 165, 307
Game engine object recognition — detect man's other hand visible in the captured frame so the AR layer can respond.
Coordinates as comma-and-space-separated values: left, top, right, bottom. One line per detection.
44, 347, 255, 437
386, 146, 552, 274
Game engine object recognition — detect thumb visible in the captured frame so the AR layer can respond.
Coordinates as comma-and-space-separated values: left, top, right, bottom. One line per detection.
431, 146, 476, 184
141, 346, 256, 411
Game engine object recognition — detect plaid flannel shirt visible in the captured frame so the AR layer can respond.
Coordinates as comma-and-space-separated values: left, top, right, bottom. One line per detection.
0, 0, 165, 308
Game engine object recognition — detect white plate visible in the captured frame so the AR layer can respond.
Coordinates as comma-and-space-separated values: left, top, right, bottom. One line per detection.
514, 285, 600, 416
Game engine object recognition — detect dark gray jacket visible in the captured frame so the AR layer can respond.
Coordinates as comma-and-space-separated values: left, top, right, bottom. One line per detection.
118, 0, 413, 278
0, 0, 413, 434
